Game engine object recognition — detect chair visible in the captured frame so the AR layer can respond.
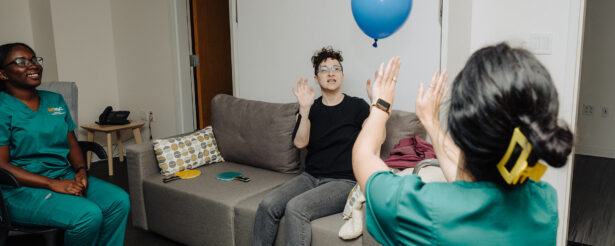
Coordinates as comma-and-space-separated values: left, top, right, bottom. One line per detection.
0, 141, 107, 246
37, 81, 79, 126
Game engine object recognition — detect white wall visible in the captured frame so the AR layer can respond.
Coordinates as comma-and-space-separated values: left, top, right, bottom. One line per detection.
0, 1, 34, 47
49, 0, 121, 139
438, 0, 473, 130
575, 0, 615, 158
0, 0, 191, 143
444, 1, 585, 245
109, 0, 191, 140
29, 0, 58, 82
0, 0, 59, 83
0, 0, 119, 138
440, 0, 472, 80
231, 0, 441, 111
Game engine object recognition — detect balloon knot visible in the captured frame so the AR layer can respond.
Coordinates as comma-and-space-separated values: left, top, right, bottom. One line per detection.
373, 39, 378, 48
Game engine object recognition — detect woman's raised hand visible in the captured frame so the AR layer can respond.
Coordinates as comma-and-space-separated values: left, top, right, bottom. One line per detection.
369, 57, 401, 106
415, 70, 448, 127
292, 78, 315, 112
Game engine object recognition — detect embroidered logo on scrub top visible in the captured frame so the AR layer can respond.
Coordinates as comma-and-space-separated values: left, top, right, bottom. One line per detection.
48, 106, 66, 115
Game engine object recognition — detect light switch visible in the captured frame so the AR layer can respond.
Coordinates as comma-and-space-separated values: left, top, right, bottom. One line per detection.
529, 33, 553, 55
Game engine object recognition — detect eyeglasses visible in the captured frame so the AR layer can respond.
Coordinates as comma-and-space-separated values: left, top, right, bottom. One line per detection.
4, 57, 43, 67
317, 65, 343, 74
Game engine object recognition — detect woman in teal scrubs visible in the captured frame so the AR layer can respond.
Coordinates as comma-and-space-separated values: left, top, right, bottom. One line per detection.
0, 42, 130, 246
353, 43, 573, 245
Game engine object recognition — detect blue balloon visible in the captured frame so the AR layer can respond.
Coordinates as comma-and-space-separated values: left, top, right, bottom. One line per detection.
352, 0, 413, 47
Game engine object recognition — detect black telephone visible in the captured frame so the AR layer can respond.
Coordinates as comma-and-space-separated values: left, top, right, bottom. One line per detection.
97, 106, 130, 125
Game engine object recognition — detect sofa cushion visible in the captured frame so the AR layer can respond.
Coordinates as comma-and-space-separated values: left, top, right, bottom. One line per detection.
153, 126, 224, 175
211, 94, 300, 173
380, 110, 426, 159
233, 191, 270, 246
142, 161, 296, 246
312, 214, 362, 246
234, 190, 362, 246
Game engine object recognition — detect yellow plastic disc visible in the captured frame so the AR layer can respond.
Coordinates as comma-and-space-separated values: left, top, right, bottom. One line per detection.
175, 169, 201, 179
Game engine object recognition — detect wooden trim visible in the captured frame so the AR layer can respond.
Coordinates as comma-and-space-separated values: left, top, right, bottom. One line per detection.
191, 0, 205, 129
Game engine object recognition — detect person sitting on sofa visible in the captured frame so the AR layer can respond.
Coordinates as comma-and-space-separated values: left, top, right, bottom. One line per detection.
251, 47, 371, 246
0, 42, 130, 246
353, 43, 573, 245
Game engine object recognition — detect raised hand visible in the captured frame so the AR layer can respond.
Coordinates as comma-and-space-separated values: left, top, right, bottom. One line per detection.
370, 57, 401, 106
292, 78, 315, 113
415, 70, 448, 127
352, 56, 401, 191
49, 179, 86, 196
414, 70, 461, 182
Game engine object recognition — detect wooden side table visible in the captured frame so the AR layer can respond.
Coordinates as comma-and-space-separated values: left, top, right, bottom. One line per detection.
81, 121, 145, 176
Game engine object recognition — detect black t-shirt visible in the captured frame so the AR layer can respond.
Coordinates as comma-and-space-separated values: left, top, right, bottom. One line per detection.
295, 94, 370, 180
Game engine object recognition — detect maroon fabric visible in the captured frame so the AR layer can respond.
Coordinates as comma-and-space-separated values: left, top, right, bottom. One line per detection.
384, 136, 436, 169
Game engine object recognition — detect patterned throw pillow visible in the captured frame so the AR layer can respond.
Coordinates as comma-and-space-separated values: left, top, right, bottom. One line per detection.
153, 126, 224, 176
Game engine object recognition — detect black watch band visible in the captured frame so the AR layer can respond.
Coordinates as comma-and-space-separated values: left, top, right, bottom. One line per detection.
373, 98, 391, 115
74, 166, 88, 174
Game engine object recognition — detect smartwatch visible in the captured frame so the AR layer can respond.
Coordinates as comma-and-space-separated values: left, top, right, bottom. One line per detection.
372, 98, 391, 115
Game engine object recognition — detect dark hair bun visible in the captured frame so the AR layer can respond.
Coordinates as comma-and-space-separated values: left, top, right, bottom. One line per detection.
447, 43, 574, 186
521, 117, 573, 168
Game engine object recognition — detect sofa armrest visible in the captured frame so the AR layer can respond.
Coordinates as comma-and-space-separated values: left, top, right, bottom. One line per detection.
126, 141, 159, 230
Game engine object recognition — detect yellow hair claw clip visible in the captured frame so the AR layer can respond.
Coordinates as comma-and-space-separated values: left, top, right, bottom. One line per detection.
496, 127, 547, 185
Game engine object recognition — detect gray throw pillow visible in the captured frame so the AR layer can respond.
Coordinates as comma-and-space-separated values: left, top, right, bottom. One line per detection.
380, 110, 427, 159
210, 94, 300, 173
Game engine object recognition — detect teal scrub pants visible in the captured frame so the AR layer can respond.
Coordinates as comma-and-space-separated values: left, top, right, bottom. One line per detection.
2, 170, 130, 246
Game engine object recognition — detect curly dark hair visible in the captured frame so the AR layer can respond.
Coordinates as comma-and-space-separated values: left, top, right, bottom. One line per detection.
311, 47, 343, 75
447, 43, 573, 187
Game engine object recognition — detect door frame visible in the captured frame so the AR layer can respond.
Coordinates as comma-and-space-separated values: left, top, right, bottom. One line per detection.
228, 0, 239, 98
168, 0, 238, 132
168, 0, 197, 134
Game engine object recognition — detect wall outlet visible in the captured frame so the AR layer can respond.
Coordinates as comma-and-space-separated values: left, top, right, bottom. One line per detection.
602, 106, 608, 118
583, 104, 594, 116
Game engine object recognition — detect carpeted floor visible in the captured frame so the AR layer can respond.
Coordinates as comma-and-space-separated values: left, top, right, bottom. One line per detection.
567, 154, 615, 246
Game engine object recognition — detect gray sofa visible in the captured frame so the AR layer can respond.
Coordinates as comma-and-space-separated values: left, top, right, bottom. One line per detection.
126, 94, 426, 246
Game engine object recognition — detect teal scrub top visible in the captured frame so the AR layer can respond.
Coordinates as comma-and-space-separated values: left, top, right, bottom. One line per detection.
0, 90, 76, 179
365, 171, 558, 246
